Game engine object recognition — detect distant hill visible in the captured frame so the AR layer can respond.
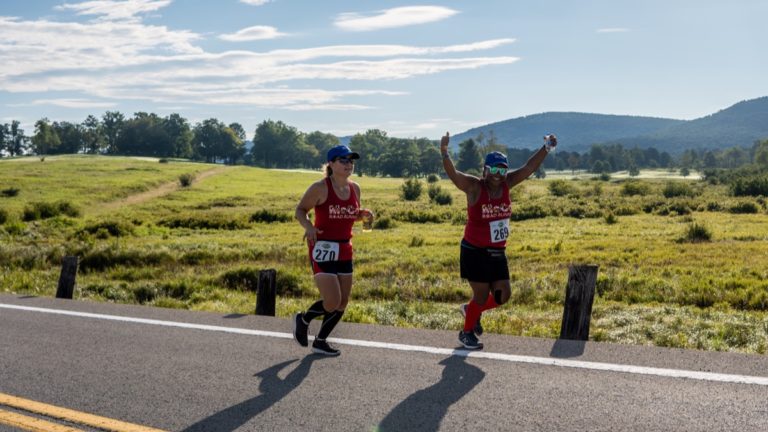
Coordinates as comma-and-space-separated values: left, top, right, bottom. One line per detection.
450, 96, 768, 154
609, 97, 768, 152
451, 113, 683, 153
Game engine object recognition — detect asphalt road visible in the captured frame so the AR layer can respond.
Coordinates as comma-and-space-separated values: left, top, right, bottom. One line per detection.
1, 293, 767, 431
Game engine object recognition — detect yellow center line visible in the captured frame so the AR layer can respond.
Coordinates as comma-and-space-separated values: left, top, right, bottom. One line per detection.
0, 393, 166, 432
0, 408, 83, 432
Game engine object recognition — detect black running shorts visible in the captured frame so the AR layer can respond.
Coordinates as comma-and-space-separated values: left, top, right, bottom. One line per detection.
312, 259, 353, 275
459, 239, 509, 283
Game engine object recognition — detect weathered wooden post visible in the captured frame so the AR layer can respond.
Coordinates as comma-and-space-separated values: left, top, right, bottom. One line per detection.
255, 269, 276, 316
559, 264, 599, 341
56, 256, 78, 299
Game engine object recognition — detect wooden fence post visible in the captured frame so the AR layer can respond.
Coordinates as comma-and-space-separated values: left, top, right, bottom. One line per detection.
56, 256, 78, 299
255, 269, 276, 316
559, 264, 599, 341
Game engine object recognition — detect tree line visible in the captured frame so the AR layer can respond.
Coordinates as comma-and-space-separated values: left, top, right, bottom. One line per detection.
1, 112, 766, 177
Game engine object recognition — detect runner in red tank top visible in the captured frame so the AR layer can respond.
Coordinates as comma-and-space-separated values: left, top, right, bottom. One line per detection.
441, 132, 557, 350
293, 145, 374, 356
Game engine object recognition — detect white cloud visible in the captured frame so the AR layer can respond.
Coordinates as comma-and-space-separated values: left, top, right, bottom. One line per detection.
335, 6, 458, 31
0, 6, 516, 112
220, 25, 286, 41
27, 99, 117, 108
240, 0, 270, 5
597, 28, 630, 33
56, 0, 172, 22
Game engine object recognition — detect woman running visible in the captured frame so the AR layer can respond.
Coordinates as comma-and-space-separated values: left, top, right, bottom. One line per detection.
440, 132, 556, 349
293, 145, 374, 356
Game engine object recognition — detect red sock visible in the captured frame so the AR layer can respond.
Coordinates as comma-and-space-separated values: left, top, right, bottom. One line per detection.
480, 294, 498, 312
463, 300, 483, 332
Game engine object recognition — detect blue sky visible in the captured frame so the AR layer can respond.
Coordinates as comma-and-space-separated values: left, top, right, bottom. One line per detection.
1, 0, 766, 139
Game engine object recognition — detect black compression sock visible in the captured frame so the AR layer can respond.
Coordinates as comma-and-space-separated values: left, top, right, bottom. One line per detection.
316, 310, 345, 340
302, 300, 326, 323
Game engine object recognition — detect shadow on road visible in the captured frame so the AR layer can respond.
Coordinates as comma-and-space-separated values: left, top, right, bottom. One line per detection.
375, 352, 485, 432
549, 338, 586, 358
181, 355, 326, 432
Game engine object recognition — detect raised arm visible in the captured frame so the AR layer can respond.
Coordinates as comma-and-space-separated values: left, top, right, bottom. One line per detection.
440, 132, 479, 193
506, 134, 557, 188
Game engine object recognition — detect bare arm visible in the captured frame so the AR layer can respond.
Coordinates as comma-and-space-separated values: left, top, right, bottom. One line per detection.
440, 132, 479, 194
506, 135, 557, 188
351, 182, 374, 222
295, 181, 325, 243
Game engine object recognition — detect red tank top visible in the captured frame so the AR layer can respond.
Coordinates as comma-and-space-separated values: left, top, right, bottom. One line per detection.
463, 182, 512, 248
313, 177, 359, 260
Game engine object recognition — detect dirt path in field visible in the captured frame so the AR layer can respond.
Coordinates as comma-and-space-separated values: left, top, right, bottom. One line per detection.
93, 166, 228, 215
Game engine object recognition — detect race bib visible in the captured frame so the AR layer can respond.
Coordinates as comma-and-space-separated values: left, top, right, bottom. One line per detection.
489, 219, 510, 243
312, 240, 340, 262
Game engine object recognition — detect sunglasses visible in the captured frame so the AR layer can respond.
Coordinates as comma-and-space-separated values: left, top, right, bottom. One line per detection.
486, 166, 508, 175
334, 158, 355, 165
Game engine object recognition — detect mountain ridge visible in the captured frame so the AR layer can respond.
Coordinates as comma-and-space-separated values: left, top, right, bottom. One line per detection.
450, 96, 768, 154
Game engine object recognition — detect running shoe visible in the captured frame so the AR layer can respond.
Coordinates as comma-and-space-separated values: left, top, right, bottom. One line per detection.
311, 339, 340, 356
459, 303, 484, 336
293, 312, 309, 347
458, 331, 483, 350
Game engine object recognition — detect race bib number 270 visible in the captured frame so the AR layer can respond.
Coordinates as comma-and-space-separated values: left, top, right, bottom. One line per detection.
489, 219, 510, 243
312, 240, 340, 262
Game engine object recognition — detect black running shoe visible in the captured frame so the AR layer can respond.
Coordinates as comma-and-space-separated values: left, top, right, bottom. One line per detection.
311, 339, 340, 356
458, 331, 483, 350
293, 313, 309, 347
459, 303, 483, 336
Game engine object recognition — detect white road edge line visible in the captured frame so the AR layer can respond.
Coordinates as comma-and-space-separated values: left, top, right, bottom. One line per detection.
3, 303, 767, 386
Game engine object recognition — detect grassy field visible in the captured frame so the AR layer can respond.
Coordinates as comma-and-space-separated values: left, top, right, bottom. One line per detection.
2, 155, 767, 354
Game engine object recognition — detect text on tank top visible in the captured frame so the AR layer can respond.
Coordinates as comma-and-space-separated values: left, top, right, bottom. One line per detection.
463, 182, 512, 248
312, 177, 359, 260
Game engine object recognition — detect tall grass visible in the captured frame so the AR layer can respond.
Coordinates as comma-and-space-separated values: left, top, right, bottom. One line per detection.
2, 155, 768, 353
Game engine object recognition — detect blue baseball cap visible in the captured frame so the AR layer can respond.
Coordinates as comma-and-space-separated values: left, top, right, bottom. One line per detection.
484, 151, 508, 167
327, 145, 360, 162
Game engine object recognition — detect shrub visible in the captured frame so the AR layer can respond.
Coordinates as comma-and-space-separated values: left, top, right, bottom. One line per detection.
160, 214, 250, 230
656, 200, 692, 216
401, 178, 422, 201
219, 267, 260, 291
604, 212, 618, 224
663, 182, 695, 198
620, 181, 651, 196
80, 219, 135, 237
374, 216, 395, 230
548, 180, 578, 197
705, 201, 722, 212
250, 209, 292, 223
731, 176, 768, 197
159, 158, 169, 163
728, 201, 760, 214
511, 203, 548, 221
598, 173, 611, 181
0, 208, 7, 225
428, 184, 452, 205
680, 222, 712, 243
22, 201, 80, 221
179, 173, 195, 187
426, 174, 440, 183
79, 247, 174, 273
391, 209, 447, 223
409, 236, 425, 247
1, 187, 20, 197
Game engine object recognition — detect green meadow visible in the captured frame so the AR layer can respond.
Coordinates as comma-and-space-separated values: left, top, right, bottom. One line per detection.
2, 155, 767, 353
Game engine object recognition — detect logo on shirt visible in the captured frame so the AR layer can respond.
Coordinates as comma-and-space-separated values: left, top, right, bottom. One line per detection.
329, 205, 359, 220
481, 203, 511, 220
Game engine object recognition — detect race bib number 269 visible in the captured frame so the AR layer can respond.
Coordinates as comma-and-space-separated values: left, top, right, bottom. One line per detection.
312, 241, 340, 262
489, 219, 510, 243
